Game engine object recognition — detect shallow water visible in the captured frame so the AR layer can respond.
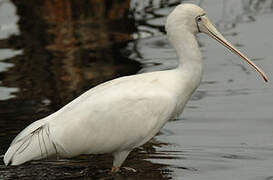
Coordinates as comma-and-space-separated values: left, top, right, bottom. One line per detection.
1, 0, 273, 179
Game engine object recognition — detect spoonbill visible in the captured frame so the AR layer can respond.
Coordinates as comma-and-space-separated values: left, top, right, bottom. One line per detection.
4, 3, 267, 173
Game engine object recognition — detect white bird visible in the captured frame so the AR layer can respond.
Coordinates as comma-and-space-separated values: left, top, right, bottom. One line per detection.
4, 4, 267, 173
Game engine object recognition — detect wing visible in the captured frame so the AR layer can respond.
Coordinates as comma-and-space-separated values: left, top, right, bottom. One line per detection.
49, 71, 177, 155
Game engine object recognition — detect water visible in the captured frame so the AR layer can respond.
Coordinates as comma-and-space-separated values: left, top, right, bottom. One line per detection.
1, 0, 273, 179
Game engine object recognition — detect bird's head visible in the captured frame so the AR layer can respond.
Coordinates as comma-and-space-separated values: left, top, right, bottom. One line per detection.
166, 3, 268, 82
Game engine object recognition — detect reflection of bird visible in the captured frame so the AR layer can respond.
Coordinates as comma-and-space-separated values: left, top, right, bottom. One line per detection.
4, 4, 267, 173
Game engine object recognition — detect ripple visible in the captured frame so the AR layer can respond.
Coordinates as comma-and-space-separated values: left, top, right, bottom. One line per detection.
221, 154, 257, 160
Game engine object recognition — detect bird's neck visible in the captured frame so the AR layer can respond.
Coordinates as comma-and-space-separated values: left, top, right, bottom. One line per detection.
168, 29, 203, 97
168, 30, 202, 68
168, 29, 203, 79
164, 31, 203, 118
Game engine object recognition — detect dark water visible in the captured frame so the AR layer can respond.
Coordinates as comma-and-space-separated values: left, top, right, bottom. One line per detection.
1, 0, 273, 179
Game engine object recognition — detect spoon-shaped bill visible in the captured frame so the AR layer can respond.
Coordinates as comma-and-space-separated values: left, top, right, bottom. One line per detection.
202, 17, 268, 82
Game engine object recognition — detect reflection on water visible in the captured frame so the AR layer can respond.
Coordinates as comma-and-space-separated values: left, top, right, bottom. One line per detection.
199, 0, 273, 30
1, 0, 273, 179
0, 0, 19, 39
0, 0, 179, 179
0, 0, 20, 101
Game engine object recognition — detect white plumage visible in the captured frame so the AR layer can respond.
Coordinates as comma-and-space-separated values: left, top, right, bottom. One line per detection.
4, 3, 267, 172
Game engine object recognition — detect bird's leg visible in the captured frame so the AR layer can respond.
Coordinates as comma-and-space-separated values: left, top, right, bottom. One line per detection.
111, 150, 131, 173
111, 166, 120, 173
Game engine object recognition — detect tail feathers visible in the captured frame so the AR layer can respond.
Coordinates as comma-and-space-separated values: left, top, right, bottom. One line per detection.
4, 123, 61, 166
11, 119, 48, 145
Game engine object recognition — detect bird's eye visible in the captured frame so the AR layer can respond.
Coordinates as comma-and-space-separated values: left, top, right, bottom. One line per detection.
196, 16, 202, 22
